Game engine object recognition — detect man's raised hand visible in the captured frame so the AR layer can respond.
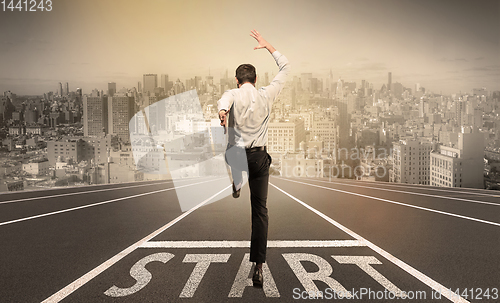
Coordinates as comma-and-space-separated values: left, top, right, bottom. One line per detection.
250, 30, 276, 54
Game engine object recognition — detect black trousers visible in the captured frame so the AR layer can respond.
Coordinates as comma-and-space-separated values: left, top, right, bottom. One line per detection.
226, 146, 271, 264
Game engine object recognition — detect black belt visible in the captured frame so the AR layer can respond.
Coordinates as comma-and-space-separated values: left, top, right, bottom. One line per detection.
245, 146, 266, 153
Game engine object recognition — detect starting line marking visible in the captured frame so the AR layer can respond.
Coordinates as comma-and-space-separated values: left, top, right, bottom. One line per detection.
40, 182, 230, 303
270, 182, 470, 303
140, 240, 365, 248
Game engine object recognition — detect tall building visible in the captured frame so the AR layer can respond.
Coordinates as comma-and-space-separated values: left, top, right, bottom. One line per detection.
83, 90, 108, 137
300, 73, 312, 92
108, 92, 135, 143
388, 72, 392, 91
160, 74, 172, 93
391, 139, 433, 185
268, 119, 306, 153
143, 74, 158, 95
65, 82, 69, 96
472, 87, 487, 97
58, 82, 63, 96
108, 82, 116, 97
430, 131, 484, 188
454, 100, 467, 127
311, 120, 337, 154
390, 82, 403, 97
415, 83, 421, 94
47, 135, 112, 166
336, 79, 350, 150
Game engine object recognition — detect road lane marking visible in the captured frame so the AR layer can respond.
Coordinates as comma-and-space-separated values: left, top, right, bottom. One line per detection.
41, 183, 231, 303
283, 253, 352, 298
295, 177, 500, 206
0, 177, 224, 227
275, 178, 500, 227
306, 177, 500, 198
270, 182, 470, 303
0, 180, 173, 205
140, 240, 365, 248
0, 177, 214, 205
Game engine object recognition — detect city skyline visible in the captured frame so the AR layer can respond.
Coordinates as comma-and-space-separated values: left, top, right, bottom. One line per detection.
0, 0, 499, 95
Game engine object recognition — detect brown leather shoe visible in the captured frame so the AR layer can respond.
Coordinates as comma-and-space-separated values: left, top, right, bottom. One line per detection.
252, 264, 263, 287
232, 183, 240, 198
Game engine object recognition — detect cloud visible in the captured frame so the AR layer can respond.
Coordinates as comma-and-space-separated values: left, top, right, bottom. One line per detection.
464, 65, 500, 72
357, 62, 387, 71
439, 57, 469, 62
0, 77, 58, 83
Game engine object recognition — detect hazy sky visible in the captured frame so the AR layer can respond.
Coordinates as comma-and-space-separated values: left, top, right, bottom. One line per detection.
0, 0, 499, 95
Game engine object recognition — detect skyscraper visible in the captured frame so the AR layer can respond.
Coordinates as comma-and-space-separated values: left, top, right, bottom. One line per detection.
108, 82, 116, 97
336, 78, 350, 151
160, 74, 169, 91
143, 74, 158, 95
83, 90, 108, 137
301, 73, 312, 92
388, 72, 392, 92
392, 139, 432, 185
65, 82, 69, 95
58, 82, 63, 96
108, 92, 135, 143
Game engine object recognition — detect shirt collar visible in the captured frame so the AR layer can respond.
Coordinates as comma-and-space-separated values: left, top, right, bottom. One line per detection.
241, 83, 256, 89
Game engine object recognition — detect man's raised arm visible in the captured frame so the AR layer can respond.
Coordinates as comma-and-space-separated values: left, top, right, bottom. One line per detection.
251, 30, 290, 103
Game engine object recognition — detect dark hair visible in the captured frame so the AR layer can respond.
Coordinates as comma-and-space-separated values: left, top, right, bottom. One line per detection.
235, 64, 256, 85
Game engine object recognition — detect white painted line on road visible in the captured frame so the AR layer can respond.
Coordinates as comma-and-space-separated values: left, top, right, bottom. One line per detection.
0, 177, 224, 227
277, 178, 500, 227
0, 176, 215, 205
140, 240, 365, 248
0, 178, 169, 196
297, 177, 500, 206
310, 177, 500, 198
0, 180, 173, 205
270, 183, 470, 303
41, 183, 231, 303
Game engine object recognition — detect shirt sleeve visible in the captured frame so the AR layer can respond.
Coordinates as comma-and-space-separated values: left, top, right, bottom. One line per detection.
261, 51, 291, 106
217, 89, 235, 112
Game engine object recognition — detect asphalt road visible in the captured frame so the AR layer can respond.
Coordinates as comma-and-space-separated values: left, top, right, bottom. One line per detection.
0, 176, 499, 302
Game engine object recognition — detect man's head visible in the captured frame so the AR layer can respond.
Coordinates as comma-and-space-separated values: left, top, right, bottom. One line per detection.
235, 64, 256, 87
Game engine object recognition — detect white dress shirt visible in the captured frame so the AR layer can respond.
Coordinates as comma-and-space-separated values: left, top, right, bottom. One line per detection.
217, 51, 290, 148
